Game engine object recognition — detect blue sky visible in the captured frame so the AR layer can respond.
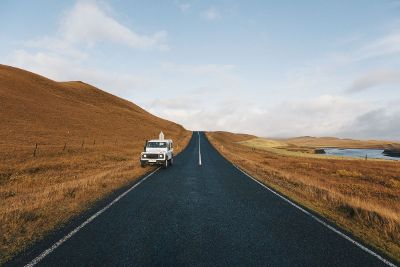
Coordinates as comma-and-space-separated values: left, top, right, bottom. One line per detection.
1, 0, 400, 139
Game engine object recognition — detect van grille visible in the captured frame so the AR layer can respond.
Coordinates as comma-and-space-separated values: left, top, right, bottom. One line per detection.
145, 154, 159, 159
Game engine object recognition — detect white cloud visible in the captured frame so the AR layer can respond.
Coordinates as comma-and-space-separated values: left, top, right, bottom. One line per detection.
235, 95, 370, 138
177, 2, 191, 13
9, 49, 77, 80
201, 7, 221, 21
147, 28, 400, 139
148, 96, 195, 110
146, 92, 376, 138
347, 69, 400, 93
6, 49, 157, 98
337, 108, 400, 140
4, 1, 166, 102
160, 62, 235, 75
5, 1, 399, 140
158, 62, 242, 97
24, 36, 88, 60
355, 32, 400, 60
60, 1, 168, 50
19, 1, 168, 55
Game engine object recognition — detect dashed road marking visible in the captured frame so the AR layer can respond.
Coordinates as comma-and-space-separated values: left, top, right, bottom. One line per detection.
198, 132, 202, 166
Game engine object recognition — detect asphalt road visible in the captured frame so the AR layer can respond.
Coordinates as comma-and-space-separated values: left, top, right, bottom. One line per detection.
9, 132, 395, 266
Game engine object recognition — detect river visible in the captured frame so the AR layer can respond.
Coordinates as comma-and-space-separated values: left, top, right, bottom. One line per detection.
323, 148, 400, 160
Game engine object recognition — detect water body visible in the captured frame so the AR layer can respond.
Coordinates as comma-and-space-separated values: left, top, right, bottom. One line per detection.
323, 148, 400, 161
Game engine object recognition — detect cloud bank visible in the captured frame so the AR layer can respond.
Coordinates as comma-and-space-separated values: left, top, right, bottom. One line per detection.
60, 2, 168, 50
5, 1, 165, 97
347, 70, 400, 93
3, 1, 400, 140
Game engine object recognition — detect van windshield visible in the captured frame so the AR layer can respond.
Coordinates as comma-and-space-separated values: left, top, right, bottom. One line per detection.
147, 142, 167, 148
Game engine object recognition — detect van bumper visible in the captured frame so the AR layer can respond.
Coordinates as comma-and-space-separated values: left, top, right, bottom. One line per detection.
140, 159, 165, 166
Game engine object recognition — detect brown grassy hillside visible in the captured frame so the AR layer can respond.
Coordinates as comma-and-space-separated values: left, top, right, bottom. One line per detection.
0, 64, 189, 148
209, 131, 256, 143
0, 64, 192, 263
207, 131, 400, 262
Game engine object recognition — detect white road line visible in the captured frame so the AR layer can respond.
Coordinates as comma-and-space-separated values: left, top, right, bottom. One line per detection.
24, 168, 160, 267
198, 132, 202, 166
233, 164, 397, 267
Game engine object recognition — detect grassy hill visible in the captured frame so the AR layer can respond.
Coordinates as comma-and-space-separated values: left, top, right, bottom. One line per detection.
0, 64, 191, 263
0, 64, 189, 149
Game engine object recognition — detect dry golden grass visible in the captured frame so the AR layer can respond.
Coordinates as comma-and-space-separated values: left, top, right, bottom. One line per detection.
0, 65, 192, 263
241, 137, 400, 157
277, 136, 400, 149
207, 131, 400, 262
239, 138, 385, 159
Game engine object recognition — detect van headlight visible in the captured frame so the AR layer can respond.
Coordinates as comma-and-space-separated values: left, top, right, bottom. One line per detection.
159, 154, 163, 158
143, 154, 147, 158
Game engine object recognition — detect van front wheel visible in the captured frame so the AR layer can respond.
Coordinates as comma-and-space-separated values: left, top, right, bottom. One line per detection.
163, 159, 168, 168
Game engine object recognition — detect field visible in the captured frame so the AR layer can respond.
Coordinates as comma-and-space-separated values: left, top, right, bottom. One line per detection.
0, 65, 192, 263
239, 137, 400, 159
206, 131, 400, 262
277, 136, 400, 149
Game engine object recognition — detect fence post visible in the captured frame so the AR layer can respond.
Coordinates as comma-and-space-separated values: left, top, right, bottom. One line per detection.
33, 143, 38, 157
93, 139, 96, 145
63, 143, 67, 151
81, 140, 85, 149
